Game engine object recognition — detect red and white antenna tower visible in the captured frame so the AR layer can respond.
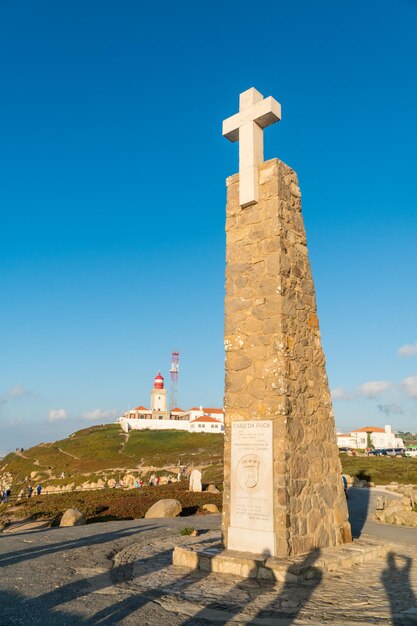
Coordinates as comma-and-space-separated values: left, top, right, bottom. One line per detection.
169, 350, 180, 411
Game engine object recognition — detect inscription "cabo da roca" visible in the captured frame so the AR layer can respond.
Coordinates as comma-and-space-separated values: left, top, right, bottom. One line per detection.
230, 419, 273, 532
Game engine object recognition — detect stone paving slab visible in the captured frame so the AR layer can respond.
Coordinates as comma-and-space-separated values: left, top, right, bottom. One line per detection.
173, 534, 391, 581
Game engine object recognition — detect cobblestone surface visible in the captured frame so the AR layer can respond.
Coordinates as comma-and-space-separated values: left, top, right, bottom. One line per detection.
0, 490, 417, 624
107, 531, 417, 625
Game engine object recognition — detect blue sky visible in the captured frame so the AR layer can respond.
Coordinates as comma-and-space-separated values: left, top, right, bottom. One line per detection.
1, 0, 417, 455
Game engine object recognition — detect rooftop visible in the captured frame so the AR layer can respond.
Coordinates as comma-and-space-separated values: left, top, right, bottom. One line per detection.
190, 415, 222, 424
352, 426, 386, 433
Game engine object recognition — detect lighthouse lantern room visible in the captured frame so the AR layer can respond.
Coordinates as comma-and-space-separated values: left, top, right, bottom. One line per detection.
151, 372, 167, 412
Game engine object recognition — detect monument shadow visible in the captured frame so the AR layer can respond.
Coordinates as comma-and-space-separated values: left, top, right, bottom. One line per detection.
180, 548, 323, 626
346, 484, 371, 538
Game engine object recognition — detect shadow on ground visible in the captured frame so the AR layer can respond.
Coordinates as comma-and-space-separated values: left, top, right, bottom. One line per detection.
382, 551, 417, 625
0, 526, 324, 626
347, 485, 370, 538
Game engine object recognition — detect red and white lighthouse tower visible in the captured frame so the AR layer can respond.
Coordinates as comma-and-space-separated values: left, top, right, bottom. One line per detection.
150, 372, 167, 412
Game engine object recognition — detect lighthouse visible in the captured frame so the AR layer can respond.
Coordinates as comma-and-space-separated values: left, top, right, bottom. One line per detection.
150, 372, 167, 412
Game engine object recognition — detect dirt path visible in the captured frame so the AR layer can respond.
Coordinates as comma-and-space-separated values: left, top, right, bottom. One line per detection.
57, 447, 80, 460
15, 450, 30, 460
118, 432, 129, 454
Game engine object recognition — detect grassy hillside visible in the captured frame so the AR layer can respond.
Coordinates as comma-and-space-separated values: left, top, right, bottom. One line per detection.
0, 425, 224, 490
2, 425, 417, 496
341, 455, 417, 485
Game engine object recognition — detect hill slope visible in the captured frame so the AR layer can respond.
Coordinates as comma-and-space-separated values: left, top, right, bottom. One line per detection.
2, 425, 417, 495
0, 424, 224, 491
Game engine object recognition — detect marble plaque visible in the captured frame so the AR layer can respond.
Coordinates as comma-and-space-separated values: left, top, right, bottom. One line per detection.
229, 420, 274, 548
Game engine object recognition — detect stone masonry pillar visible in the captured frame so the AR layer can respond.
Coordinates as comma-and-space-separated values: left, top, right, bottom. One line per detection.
222, 158, 351, 557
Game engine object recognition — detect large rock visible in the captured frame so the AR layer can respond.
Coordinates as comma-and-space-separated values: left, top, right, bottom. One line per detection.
342, 474, 355, 486
393, 511, 417, 527
123, 474, 136, 488
145, 499, 182, 519
202, 503, 219, 513
206, 484, 220, 494
400, 496, 412, 511
60, 508, 86, 527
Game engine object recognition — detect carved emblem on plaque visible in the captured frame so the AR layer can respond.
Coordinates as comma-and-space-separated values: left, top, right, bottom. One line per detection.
237, 454, 261, 490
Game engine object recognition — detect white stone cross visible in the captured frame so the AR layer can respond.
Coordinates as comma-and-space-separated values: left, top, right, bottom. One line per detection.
223, 88, 281, 207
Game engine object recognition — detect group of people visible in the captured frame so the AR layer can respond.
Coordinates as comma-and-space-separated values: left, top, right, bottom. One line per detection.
26, 484, 42, 498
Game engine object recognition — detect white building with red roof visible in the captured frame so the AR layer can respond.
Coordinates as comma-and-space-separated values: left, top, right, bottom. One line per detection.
188, 406, 224, 423
189, 415, 224, 433
336, 425, 404, 450
118, 373, 224, 434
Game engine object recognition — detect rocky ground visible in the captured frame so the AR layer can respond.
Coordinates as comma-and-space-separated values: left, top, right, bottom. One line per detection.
1, 488, 417, 625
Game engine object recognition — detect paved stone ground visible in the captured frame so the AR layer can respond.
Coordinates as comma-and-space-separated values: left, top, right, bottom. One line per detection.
1, 489, 417, 625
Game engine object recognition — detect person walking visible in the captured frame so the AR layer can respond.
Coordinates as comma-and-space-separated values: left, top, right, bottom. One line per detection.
27, 485, 33, 498
36, 484, 42, 496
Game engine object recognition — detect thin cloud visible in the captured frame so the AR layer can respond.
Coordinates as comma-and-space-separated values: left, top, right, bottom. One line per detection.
402, 375, 417, 399
0, 384, 34, 407
377, 404, 405, 416
398, 341, 417, 357
331, 387, 351, 400
81, 409, 119, 421
9, 384, 31, 398
48, 409, 68, 423
357, 380, 392, 398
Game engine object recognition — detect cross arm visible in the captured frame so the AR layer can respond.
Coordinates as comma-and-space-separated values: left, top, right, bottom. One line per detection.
222, 96, 282, 143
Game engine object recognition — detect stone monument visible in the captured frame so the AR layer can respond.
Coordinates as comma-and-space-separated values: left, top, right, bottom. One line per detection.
189, 469, 202, 492
221, 87, 351, 557
173, 89, 366, 577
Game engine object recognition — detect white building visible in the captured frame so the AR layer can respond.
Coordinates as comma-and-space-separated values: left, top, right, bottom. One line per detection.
188, 406, 225, 423
188, 415, 224, 433
337, 425, 404, 450
118, 373, 224, 434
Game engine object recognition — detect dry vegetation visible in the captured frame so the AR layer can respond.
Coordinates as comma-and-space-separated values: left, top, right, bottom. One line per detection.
2, 426, 417, 527
0, 481, 222, 524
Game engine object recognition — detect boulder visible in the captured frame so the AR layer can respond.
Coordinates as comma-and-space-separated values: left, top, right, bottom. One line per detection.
60, 508, 86, 527
145, 499, 182, 519
107, 479, 116, 488
202, 503, 219, 513
206, 484, 220, 494
355, 480, 369, 488
342, 474, 355, 486
400, 496, 412, 511
386, 500, 403, 512
123, 474, 136, 488
393, 511, 417, 527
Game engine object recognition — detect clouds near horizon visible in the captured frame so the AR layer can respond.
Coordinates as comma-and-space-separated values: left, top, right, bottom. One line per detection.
332, 375, 417, 403
80, 408, 119, 421
398, 341, 417, 357
48, 408, 68, 423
